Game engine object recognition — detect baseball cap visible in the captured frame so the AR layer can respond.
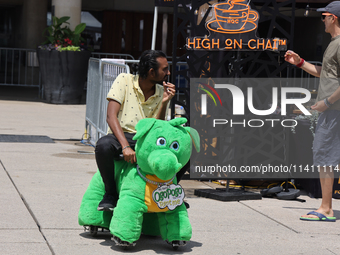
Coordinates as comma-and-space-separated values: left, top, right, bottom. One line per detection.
317, 1, 340, 17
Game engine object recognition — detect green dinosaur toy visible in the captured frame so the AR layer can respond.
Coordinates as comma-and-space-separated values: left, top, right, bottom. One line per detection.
78, 117, 200, 249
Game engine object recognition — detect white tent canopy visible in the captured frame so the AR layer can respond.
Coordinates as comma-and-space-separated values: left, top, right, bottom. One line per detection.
81, 11, 102, 28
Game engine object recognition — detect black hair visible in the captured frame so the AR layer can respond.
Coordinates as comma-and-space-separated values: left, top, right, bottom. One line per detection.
133, 50, 167, 79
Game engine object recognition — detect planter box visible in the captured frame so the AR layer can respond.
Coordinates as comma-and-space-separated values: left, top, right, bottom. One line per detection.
37, 50, 91, 104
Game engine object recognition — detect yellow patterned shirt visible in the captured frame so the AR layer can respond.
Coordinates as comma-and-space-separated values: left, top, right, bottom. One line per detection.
106, 73, 164, 134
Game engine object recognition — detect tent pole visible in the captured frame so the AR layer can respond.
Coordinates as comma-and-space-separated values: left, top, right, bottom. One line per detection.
151, 6, 158, 50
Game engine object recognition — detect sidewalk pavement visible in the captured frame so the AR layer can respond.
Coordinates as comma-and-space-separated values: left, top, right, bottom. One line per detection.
1, 98, 340, 255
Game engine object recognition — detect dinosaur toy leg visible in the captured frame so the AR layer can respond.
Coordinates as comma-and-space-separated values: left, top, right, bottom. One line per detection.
158, 204, 192, 243
109, 192, 148, 244
78, 171, 112, 228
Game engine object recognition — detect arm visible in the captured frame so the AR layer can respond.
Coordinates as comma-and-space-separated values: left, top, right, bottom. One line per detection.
311, 86, 340, 112
284, 50, 322, 78
156, 81, 176, 120
107, 100, 136, 163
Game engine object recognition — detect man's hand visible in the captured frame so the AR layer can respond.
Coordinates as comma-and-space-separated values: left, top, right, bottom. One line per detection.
123, 147, 136, 164
284, 50, 301, 66
162, 81, 175, 103
311, 100, 328, 113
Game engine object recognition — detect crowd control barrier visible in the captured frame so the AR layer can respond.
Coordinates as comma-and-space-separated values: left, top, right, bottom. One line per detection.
91, 52, 134, 60
0, 48, 134, 98
286, 61, 322, 91
85, 58, 130, 146
0, 47, 41, 95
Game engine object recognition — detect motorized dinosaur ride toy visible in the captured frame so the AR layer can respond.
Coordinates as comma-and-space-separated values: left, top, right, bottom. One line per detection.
78, 117, 200, 249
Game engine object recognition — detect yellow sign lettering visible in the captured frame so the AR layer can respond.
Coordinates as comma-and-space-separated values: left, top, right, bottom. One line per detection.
202, 39, 210, 49
279, 39, 287, 46
265, 40, 272, 50
234, 39, 242, 50
248, 39, 256, 49
187, 38, 195, 49
257, 39, 265, 49
212, 39, 220, 49
196, 38, 202, 49
225, 39, 233, 49
272, 39, 279, 50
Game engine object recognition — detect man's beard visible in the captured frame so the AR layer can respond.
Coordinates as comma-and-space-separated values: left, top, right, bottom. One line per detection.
155, 75, 168, 84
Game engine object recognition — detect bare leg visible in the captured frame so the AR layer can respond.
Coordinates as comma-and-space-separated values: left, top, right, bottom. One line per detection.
301, 165, 336, 219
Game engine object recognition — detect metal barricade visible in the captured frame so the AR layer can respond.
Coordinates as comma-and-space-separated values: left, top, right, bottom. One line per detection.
85, 58, 101, 145
0, 47, 41, 93
91, 52, 134, 60
286, 61, 322, 91
85, 58, 130, 146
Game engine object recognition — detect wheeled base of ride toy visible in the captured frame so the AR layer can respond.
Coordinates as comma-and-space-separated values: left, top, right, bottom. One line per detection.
83, 225, 187, 250
83, 225, 110, 237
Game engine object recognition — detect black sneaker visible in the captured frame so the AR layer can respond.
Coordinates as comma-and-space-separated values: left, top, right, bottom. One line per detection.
97, 194, 116, 211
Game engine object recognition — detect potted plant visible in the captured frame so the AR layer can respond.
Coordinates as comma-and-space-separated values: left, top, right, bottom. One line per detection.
37, 16, 91, 104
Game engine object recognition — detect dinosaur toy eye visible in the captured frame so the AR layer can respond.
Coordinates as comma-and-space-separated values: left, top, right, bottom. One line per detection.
170, 141, 179, 151
156, 137, 166, 146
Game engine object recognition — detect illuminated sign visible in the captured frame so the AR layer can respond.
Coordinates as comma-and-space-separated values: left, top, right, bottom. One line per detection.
155, 0, 175, 7
154, 0, 190, 7
186, 0, 287, 51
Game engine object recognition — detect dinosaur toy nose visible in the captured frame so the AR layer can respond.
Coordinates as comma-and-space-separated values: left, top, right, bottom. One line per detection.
148, 150, 182, 181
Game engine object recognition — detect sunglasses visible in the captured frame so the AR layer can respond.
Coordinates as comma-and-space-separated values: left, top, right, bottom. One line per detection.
321, 13, 336, 21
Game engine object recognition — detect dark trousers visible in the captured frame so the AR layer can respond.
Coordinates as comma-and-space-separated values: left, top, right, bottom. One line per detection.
95, 133, 136, 203
95, 132, 190, 202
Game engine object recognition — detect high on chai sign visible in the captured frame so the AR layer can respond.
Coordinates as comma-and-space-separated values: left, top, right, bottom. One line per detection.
186, 0, 287, 51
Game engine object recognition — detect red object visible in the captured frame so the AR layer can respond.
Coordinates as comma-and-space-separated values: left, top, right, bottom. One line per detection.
296, 58, 305, 68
